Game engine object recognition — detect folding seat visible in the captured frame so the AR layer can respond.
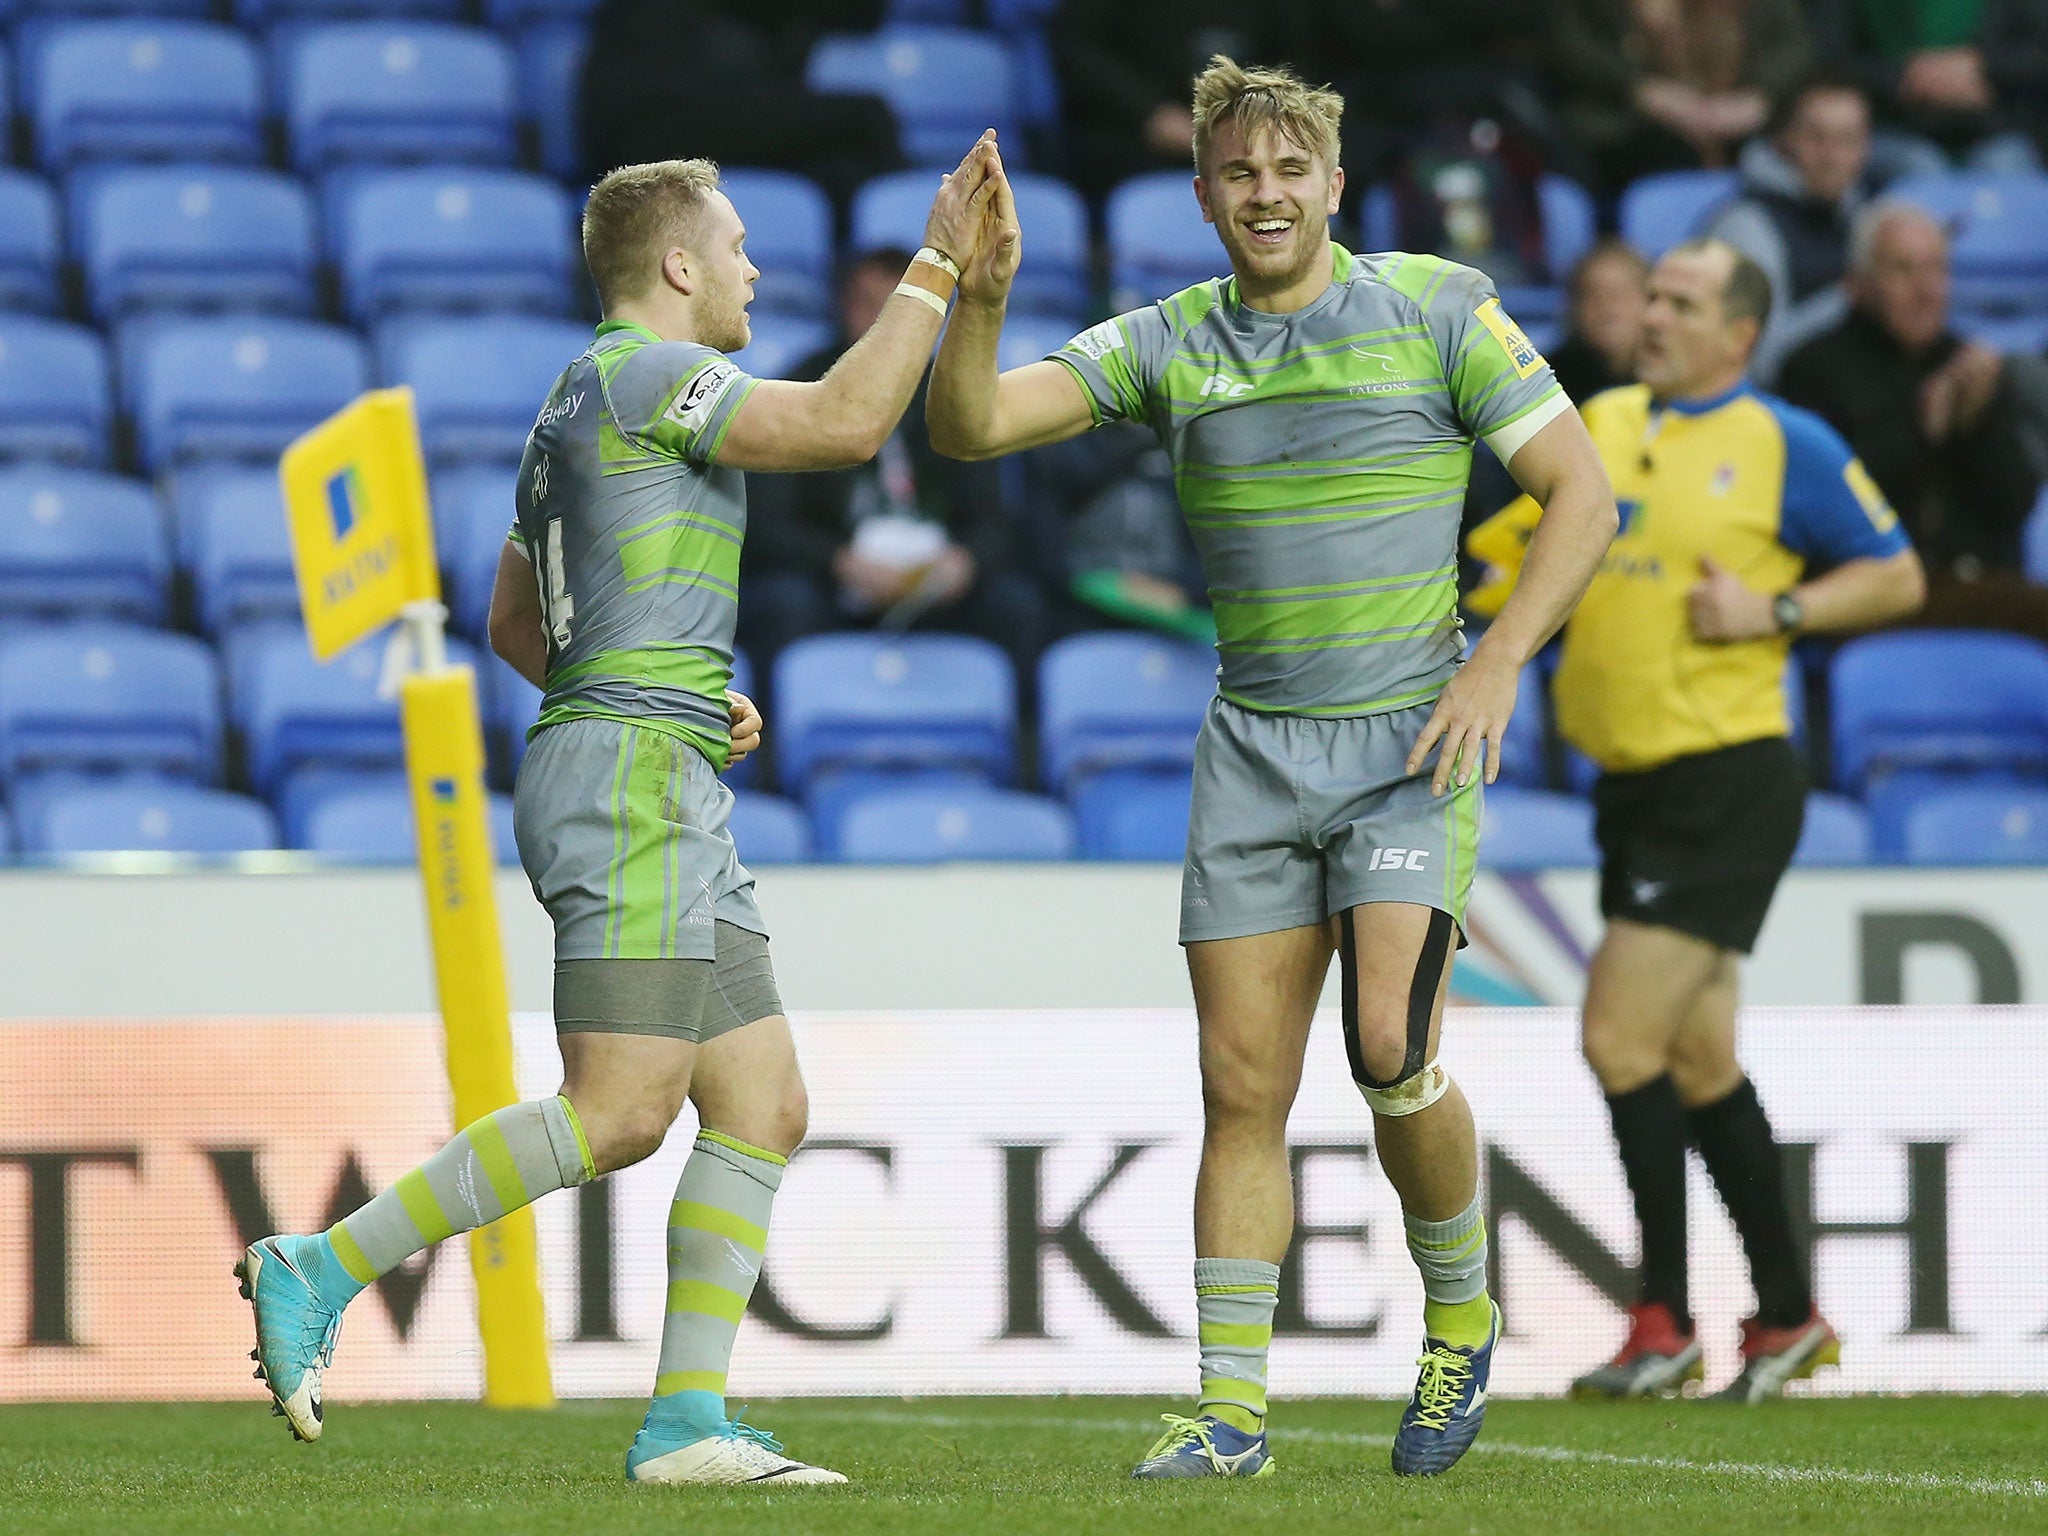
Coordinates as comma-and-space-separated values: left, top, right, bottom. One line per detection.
334, 168, 575, 323
29, 21, 264, 170
385, 315, 588, 465
0, 317, 113, 466
481, 652, 541, 779
726, 791, 813, 865
1071, 766, 1191, 861
1901, 782, 2048, 866
719, 169, 835, 318
1362, 174, 1596, 329
807, 25, 1020, 168
183, 468, 301, 635
1890, 174, 2048, 313
27, 779, 278, 854
1477, 785, 1597, 871
0, 467, 167, 622
0, 623, 221, 785
1037, 631, 1212, 793
1617, 169, 1741, 259
1107, 171, 1227, 307
773, 633, 1015, 797
0, 806, 13, 861
125, 318, 369, 471
853, 168, 1087, 315
833, 783, 1074, 862
1792, 791, 1871, 867
78, 165, 318, 322
431, 464, 519, 639
299, 778, 518, 864
515, 23, 588, 182
16, 0, 213, 13
235, 626, 409, 794
238, 0, 461, 24
1830, 630, 2048, 791
0, 170, 63, 314
281, 23, 518, 173
484, 0, 599, 24
731, 314, 833, 382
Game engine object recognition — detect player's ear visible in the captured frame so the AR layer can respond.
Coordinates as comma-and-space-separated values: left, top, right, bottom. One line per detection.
1326, 163, 1345, 217
1192, 172, 1215, 226
661, 247, 694, 296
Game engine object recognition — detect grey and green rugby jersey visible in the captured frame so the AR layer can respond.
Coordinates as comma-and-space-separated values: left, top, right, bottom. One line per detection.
1050, 245, 1568, 717
510, 320, 758, 769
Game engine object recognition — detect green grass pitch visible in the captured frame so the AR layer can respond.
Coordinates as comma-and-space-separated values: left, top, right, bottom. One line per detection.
7, 1396, 2045, 1535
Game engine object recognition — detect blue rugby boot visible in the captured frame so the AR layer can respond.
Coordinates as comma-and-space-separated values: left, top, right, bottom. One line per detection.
1130, 1414, 1275, 1479
235, 1235, 347, 1442
1391, 1301, 1500, 1476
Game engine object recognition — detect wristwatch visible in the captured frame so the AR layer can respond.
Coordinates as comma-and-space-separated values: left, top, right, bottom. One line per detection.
1772, 590, 1804, 635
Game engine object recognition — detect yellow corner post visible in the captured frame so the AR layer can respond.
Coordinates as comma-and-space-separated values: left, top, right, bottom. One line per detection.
281, 389, 553, 1408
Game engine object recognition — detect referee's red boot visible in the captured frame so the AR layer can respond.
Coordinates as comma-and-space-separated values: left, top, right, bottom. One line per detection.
1710, 1309, 1841, 1403
1569, 1302, 1704, 1399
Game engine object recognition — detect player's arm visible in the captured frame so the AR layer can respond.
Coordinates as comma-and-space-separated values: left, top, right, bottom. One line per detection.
927, 150, 1098, 460
713, 136, 1002, 472
487, 537, 548, 690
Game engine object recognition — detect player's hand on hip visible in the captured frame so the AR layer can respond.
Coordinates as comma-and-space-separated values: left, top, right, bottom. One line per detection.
958, 146, 1022, 307
726, 689, 763, 766
923, 131, 1001, 273
1687, 555, 1775, 641
1407, 648, 1518, 796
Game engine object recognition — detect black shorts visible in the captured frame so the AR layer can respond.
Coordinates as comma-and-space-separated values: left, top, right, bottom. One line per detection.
1593, 736, 1805, 954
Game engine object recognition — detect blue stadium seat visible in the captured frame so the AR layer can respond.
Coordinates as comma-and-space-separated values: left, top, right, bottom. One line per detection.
852, 169, 1088, 315
240, 0, 462, 24
28, 21, 264, 170
0, 170, 63, 314
0, 624, 221, 785
1901, 782, 2048, 865
774, 633, 1016, 794
1107, 171, 1225, 307
0, 805, 13, 862
1479, 786, 1597, 870
15, 0, 214, 13
334, 168, 576, 323
184, 469, 300, 634
997, 314, 1079, 372
1957, 312, 2048, 354
1890, 174, 2048, 313
719, 169, 834, 318
236, 628, 402, 793
0, 467, 167, 622
515, 23, 588, 182
806, 764, 982, 854
1037, 632, 1213, 792
2027, 487, 2048, 584
78, 166, 318, 322
125, 318, 369, 471
388, 316, 588, 465
27, 779, 278, 854
431, 464, 518, 640
299, 779, 518, 864
730, 314, 834, 381
1363, 173, 1596, 293
834, 783, 1074, 862
1793, 791, 1871, 867
1618, 169, 1741, 258
1071, 766, 1191, 860
806, 26, 1020, 168
482, 652, 540, 775
271, 761, 401, 846
485, 0, 599, 24
282, 24, 518, 173
0, 317, 112, 466
727, 791, 813, 864
1830, 630, 2048, 790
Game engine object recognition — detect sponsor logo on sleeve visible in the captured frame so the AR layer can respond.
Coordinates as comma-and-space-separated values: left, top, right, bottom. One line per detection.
1066, 320, 1124, 362
1844, 458, 1901, 533
1474, 296, 1546, 380
666, 361, 740, 433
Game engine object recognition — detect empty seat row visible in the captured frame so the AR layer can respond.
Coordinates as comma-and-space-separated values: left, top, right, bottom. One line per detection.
0, 0, 598, 25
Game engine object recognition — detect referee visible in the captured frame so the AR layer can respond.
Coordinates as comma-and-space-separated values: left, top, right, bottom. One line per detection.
1469, 238, 1924, 1402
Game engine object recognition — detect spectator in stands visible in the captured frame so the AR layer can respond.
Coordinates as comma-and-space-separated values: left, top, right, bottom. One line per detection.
1550, 238, 1652, 404
1777, 201, 2048, 636
740, 249, 1045, 679
1805, 0, 2048, 175
1552, 0, 1813, 194
580, 0, 900, 201
1706, 73, 1874, 381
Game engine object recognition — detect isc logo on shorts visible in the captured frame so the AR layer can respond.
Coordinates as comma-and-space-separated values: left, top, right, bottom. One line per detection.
1369, 847, 1431, 872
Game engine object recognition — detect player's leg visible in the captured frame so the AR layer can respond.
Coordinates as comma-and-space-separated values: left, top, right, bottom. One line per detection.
625, 922, 845, 1486
1571, 917, 1721, 1397
1131, 922, 1327, 1480
1669, 959, 1838, 1402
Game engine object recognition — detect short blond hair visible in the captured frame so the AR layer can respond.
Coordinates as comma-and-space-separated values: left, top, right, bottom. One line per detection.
582, 158, 721, 313
1191, 55, 1343, 175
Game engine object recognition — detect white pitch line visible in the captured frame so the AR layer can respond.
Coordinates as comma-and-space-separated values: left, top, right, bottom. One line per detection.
807, 1407, 2048, 1500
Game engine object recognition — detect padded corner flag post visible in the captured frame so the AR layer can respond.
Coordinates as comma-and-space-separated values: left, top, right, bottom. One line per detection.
281, 389, 554, 1409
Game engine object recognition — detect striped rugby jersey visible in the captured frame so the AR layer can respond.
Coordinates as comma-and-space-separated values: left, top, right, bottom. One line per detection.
1051, 245, 1568, 717
511, 320, 758, 769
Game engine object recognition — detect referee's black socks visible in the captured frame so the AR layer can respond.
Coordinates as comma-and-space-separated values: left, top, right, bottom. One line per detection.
1604, 1074, 1693, 1333
1688, 1076, 1814, 1329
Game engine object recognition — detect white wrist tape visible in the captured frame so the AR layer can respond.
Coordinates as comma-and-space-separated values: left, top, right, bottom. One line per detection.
895, 282, 949, 317
914, 245, 962, 280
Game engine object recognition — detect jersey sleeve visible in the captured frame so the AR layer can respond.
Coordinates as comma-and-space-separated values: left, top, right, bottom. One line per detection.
1424, 264, 1571, 464
1046, 306, 1175, 429
1769, 400, 1912, 565
610, 339, 759, 465
505, 519, 529, 554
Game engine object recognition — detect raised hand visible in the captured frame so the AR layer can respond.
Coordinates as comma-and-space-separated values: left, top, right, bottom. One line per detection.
923, 131, 1002, 272
958, 144, 1021, 308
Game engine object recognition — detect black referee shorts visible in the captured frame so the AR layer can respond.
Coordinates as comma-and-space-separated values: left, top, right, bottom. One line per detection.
1592, 736, 1805, 954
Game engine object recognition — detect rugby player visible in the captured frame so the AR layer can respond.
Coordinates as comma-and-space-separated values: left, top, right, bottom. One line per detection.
236, 137, 1002, 1485
927, 60, 1617, 1477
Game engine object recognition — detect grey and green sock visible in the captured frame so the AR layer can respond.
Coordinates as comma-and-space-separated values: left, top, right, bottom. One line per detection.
642, 1130, 785, 1441
1406, 1194, 1495, 1349
1194, 1257, 1281, 1434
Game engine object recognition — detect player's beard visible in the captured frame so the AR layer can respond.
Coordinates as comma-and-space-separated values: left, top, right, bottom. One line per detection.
1226, 206, 1330, 296
698, 275, 752, 355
